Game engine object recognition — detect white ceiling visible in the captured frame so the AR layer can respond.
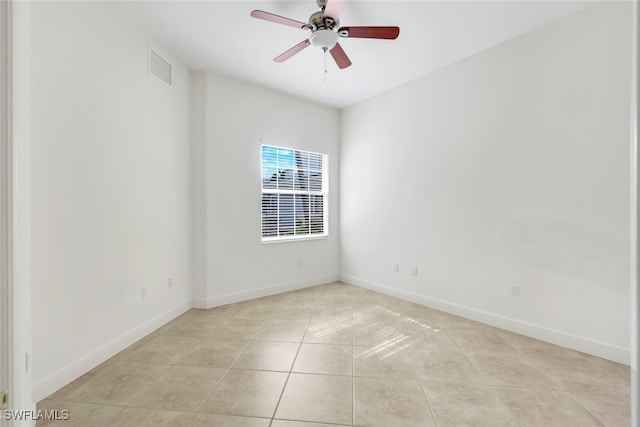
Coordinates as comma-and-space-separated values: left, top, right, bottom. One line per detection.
117, 1, 593, 109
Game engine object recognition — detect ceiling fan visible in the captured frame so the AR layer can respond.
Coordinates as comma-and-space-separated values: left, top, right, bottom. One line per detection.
250, 0, 400, 70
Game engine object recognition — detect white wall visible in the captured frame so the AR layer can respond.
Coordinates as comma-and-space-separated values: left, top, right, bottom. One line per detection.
31, 1, 192, 400
192, 72, 340, 308
340, 3, 632, 363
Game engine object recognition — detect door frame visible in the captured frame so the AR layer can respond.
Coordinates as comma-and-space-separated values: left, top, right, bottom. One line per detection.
1, 0, 12, 425
632, 2, 639, 425
1, 1, 33, 426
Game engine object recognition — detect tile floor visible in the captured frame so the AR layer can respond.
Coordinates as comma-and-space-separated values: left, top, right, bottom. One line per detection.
37, 282, 630, 426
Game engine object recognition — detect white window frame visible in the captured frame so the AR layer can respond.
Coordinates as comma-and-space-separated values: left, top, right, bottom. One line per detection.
261, 145, 329, 243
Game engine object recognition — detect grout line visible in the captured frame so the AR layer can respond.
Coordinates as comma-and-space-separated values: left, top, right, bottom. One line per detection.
487, 385, 525, 427
192, 316, 257, 414
464, 353, 525, 427
417, 381, 441, 427
564, 392, 608, 427
352, 318, 356, 427
268, 308, 312, 422
406, 346, 440, 427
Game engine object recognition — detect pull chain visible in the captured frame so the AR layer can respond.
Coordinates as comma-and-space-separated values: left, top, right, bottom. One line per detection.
323, 48, 328, 83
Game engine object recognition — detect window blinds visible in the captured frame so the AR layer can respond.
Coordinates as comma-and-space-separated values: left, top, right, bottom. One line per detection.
261, 145, 328, 241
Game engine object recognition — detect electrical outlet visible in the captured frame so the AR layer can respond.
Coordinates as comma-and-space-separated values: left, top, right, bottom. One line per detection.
411, 267, 418, 276
168, 278, 173, 288
142, 288, 148, 300
511, 284, 521, 297
394, 264, 399, 273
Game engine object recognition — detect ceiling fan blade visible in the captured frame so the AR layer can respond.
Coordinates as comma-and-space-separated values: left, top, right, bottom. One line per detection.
329, 42, 352, 69
251, 10, 310, 30
274, 39, 311, 63
323, 0, 346, 21
338, 26, 400, 40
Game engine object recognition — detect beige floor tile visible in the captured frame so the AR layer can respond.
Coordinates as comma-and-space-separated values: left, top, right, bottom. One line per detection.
318, 294, 355, 307
354, 346, 417, 380
526, 354, 630, 394
447, 328, 519, 355
422, 382, 519, 427
436, 314, 492, 330
353, 324, 406, 347
275, 373, 352, 425
394, 317, 439, 335
254, 320, 308, 342
281, 293, 322, 307
180, 306, 234, 320
232, 341, 300, 371
253, 293, 286, 305
467, 353, 559, 389
569, 392, 630, 427
353, 309, 400, 327
270, 306, 314, 322
494, 387, 604, 427
35, 400, 123, 427
498, 331, 591, 359
39, 282, 631, 427
104, 407, 194, 427
272, 421, 349, 427
46, 364, 105, 401
271, 421, 347, 427
154, 319, 217, 338
200, 369, 288, 418
122, 336, 202, 364
354, 377, 435, 427
65, 362, 170, 405
310, 308, 353, 324
187, 413, 271, 427
228, 303, 276, 320
293, 343, 353, 376
175, 337, 249, 368
400, 309, 487, 330
388, 299, 433, 313
207, 319, 266, 340
162, 318, 258, 339
304, 321, 353, 345
409, 349, 487, 384
113, 336, 158, 359
402, 328, 461, 351
403, 311, 449, 330
129, 365, 226, 412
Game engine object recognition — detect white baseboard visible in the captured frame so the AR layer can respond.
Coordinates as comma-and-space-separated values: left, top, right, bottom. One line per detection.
192, 274, 340, 309
31, 300, 191, 402
341, 274, 630, 365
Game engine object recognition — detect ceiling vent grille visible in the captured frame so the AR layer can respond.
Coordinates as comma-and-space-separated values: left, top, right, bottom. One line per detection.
148, 48, 172, 86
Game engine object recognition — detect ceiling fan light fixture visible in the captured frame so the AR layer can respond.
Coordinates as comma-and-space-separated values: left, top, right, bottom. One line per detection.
309, 29, 339, 50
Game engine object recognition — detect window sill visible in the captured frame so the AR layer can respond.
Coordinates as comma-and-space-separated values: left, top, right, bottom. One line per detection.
261, 234, 328, 244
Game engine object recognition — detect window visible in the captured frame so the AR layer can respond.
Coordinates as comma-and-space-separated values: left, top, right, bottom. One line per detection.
261, 145, 328, 242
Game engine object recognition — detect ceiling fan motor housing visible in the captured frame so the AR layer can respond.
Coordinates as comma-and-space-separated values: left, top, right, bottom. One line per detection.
309, 10, 338, 30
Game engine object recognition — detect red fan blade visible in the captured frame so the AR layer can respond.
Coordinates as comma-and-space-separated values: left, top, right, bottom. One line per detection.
251, 10, 310, 30
329, 42, 352, 69
323, 0, 346, 21
338, 26, 400, 39
274, 39, 311, 63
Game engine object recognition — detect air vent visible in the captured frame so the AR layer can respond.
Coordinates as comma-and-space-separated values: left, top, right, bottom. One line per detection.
148, 48, 172, 86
